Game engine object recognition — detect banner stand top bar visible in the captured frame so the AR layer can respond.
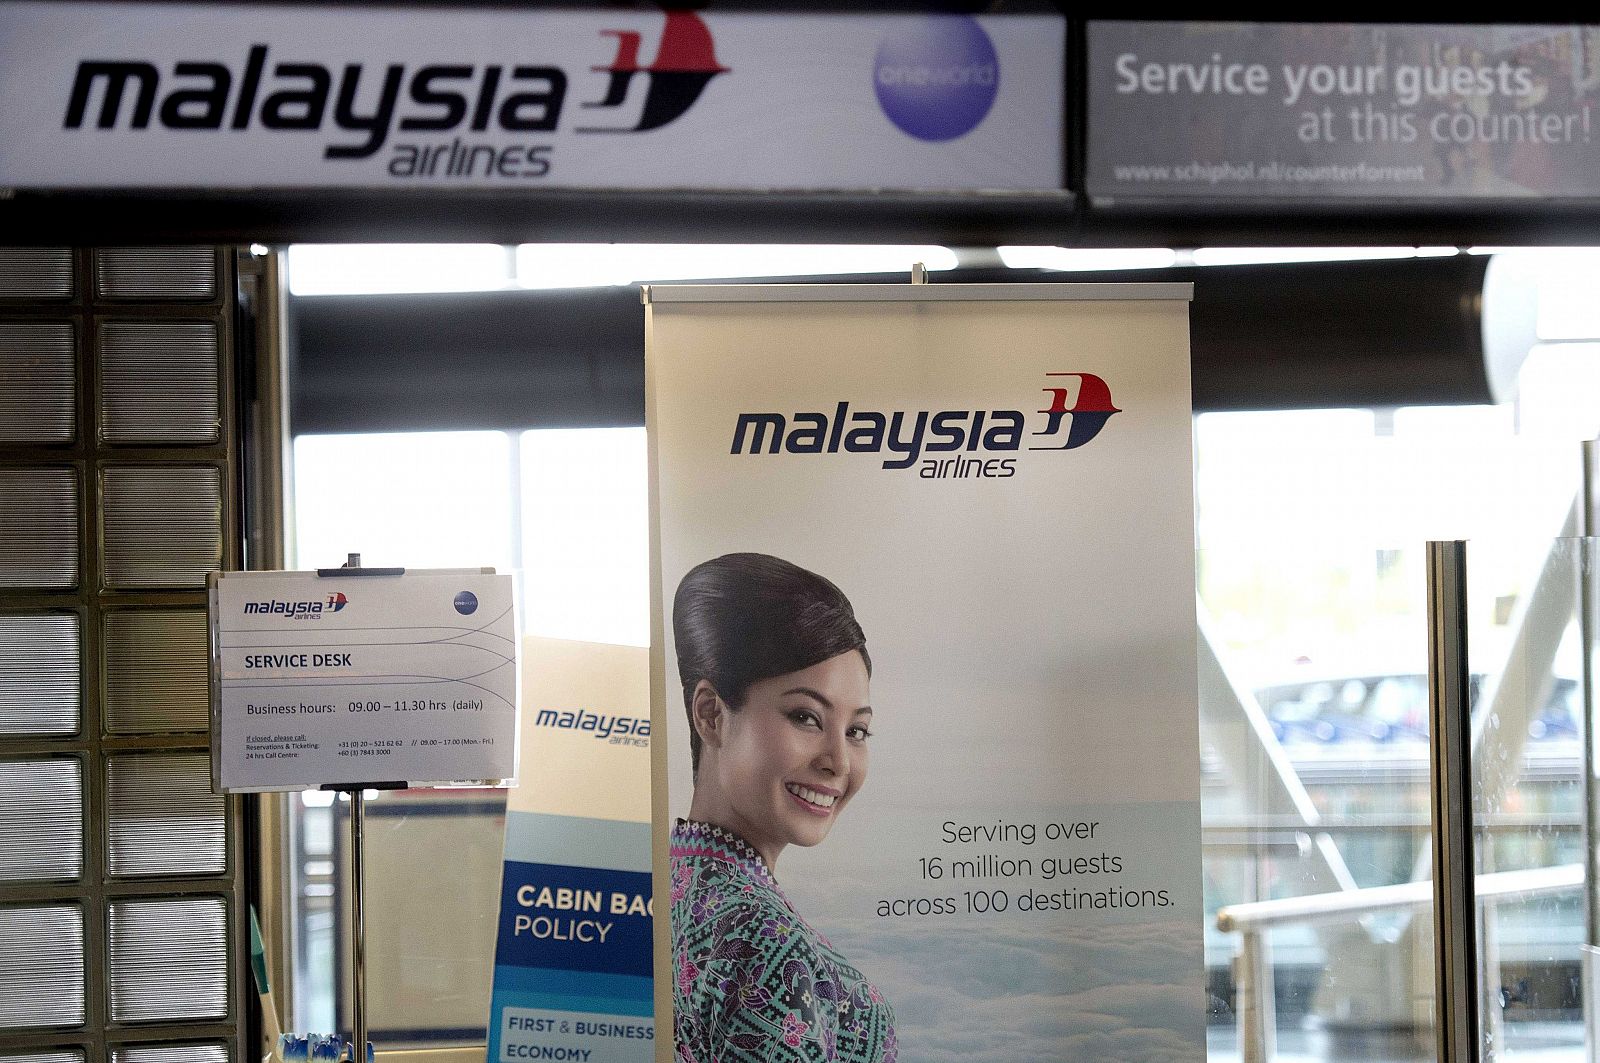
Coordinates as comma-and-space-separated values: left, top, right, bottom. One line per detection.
641, 282, 1194, 304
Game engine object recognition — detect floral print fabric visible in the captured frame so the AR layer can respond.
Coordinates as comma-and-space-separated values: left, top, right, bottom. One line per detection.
671, 820, 896, 1063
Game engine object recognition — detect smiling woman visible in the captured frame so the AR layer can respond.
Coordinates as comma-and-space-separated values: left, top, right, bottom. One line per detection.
670, 553, 897, 1063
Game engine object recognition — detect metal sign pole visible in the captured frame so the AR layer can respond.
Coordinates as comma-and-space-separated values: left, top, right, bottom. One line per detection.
1428, 540, 1480, 1063
350, 787, 368, 1063
1581, 441, 1600, 1063
325, 782, 373, 1063
341, 554, 369, 1063
323, 554, 396, 1063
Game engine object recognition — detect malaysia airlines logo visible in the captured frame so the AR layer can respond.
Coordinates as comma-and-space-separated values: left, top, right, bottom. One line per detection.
243, 590, 348, 620
580, 13, 728, 132
535, 708, 651, 746
58, 10, 727, 181
730, 372, 1121, 480
1033, 372, 1120, 450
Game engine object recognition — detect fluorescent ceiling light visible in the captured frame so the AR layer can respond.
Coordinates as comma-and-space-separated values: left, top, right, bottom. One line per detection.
997, 247, 1177, 271
1191, 247, 1458, 267
515, 244, 956, 288
287, 244, 514, 296
996, 246, 1457, 271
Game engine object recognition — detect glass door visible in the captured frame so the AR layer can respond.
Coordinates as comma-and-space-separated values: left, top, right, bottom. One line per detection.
1462, 535, 1593, 1062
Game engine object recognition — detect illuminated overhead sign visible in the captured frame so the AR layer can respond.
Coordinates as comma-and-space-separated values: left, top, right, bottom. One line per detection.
0, 3, 1064, 192
1088, 21, 1600, 201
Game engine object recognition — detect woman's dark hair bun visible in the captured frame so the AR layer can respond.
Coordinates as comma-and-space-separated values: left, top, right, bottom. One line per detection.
674, 552, 869, 775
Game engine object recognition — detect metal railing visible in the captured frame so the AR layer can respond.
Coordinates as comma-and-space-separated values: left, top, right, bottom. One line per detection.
1216, 864, 1584, 1063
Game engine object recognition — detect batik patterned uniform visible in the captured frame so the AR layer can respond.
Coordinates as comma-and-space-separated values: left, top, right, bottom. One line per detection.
671, 820, 897, 1062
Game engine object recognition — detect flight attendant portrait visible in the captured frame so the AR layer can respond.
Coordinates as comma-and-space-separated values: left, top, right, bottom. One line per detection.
669, 552, 897, 1063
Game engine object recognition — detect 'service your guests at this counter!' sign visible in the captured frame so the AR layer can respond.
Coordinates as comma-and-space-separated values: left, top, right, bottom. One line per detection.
646, 283, 1204, 1063
209, 569, 518, 792
1087, 21, 1600, 201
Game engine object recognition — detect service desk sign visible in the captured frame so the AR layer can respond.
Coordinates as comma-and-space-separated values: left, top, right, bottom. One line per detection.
647, 283, 1204, 1063
209, 569, 518, 792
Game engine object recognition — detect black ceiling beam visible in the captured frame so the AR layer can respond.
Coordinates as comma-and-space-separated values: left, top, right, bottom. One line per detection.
8, 188, 1600, 248
289, 255, 1507, 436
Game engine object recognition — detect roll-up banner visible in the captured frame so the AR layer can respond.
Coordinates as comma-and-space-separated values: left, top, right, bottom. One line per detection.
646, 283, 1203, 1063
489, 637, 655, 1063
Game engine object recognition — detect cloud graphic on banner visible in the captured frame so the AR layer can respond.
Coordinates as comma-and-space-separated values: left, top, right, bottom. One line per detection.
814, 919, 1204, 1063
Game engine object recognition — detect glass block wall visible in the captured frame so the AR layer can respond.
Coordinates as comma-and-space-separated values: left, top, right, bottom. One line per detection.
0, 248, 246, 1063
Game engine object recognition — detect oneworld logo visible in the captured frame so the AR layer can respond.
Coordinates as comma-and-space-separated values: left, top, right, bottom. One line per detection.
244, 591, 348, 620
729, 373, 1120, 479
535, 709, 651, 746
60, 12, 726, 180
873, 16, 998, 142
